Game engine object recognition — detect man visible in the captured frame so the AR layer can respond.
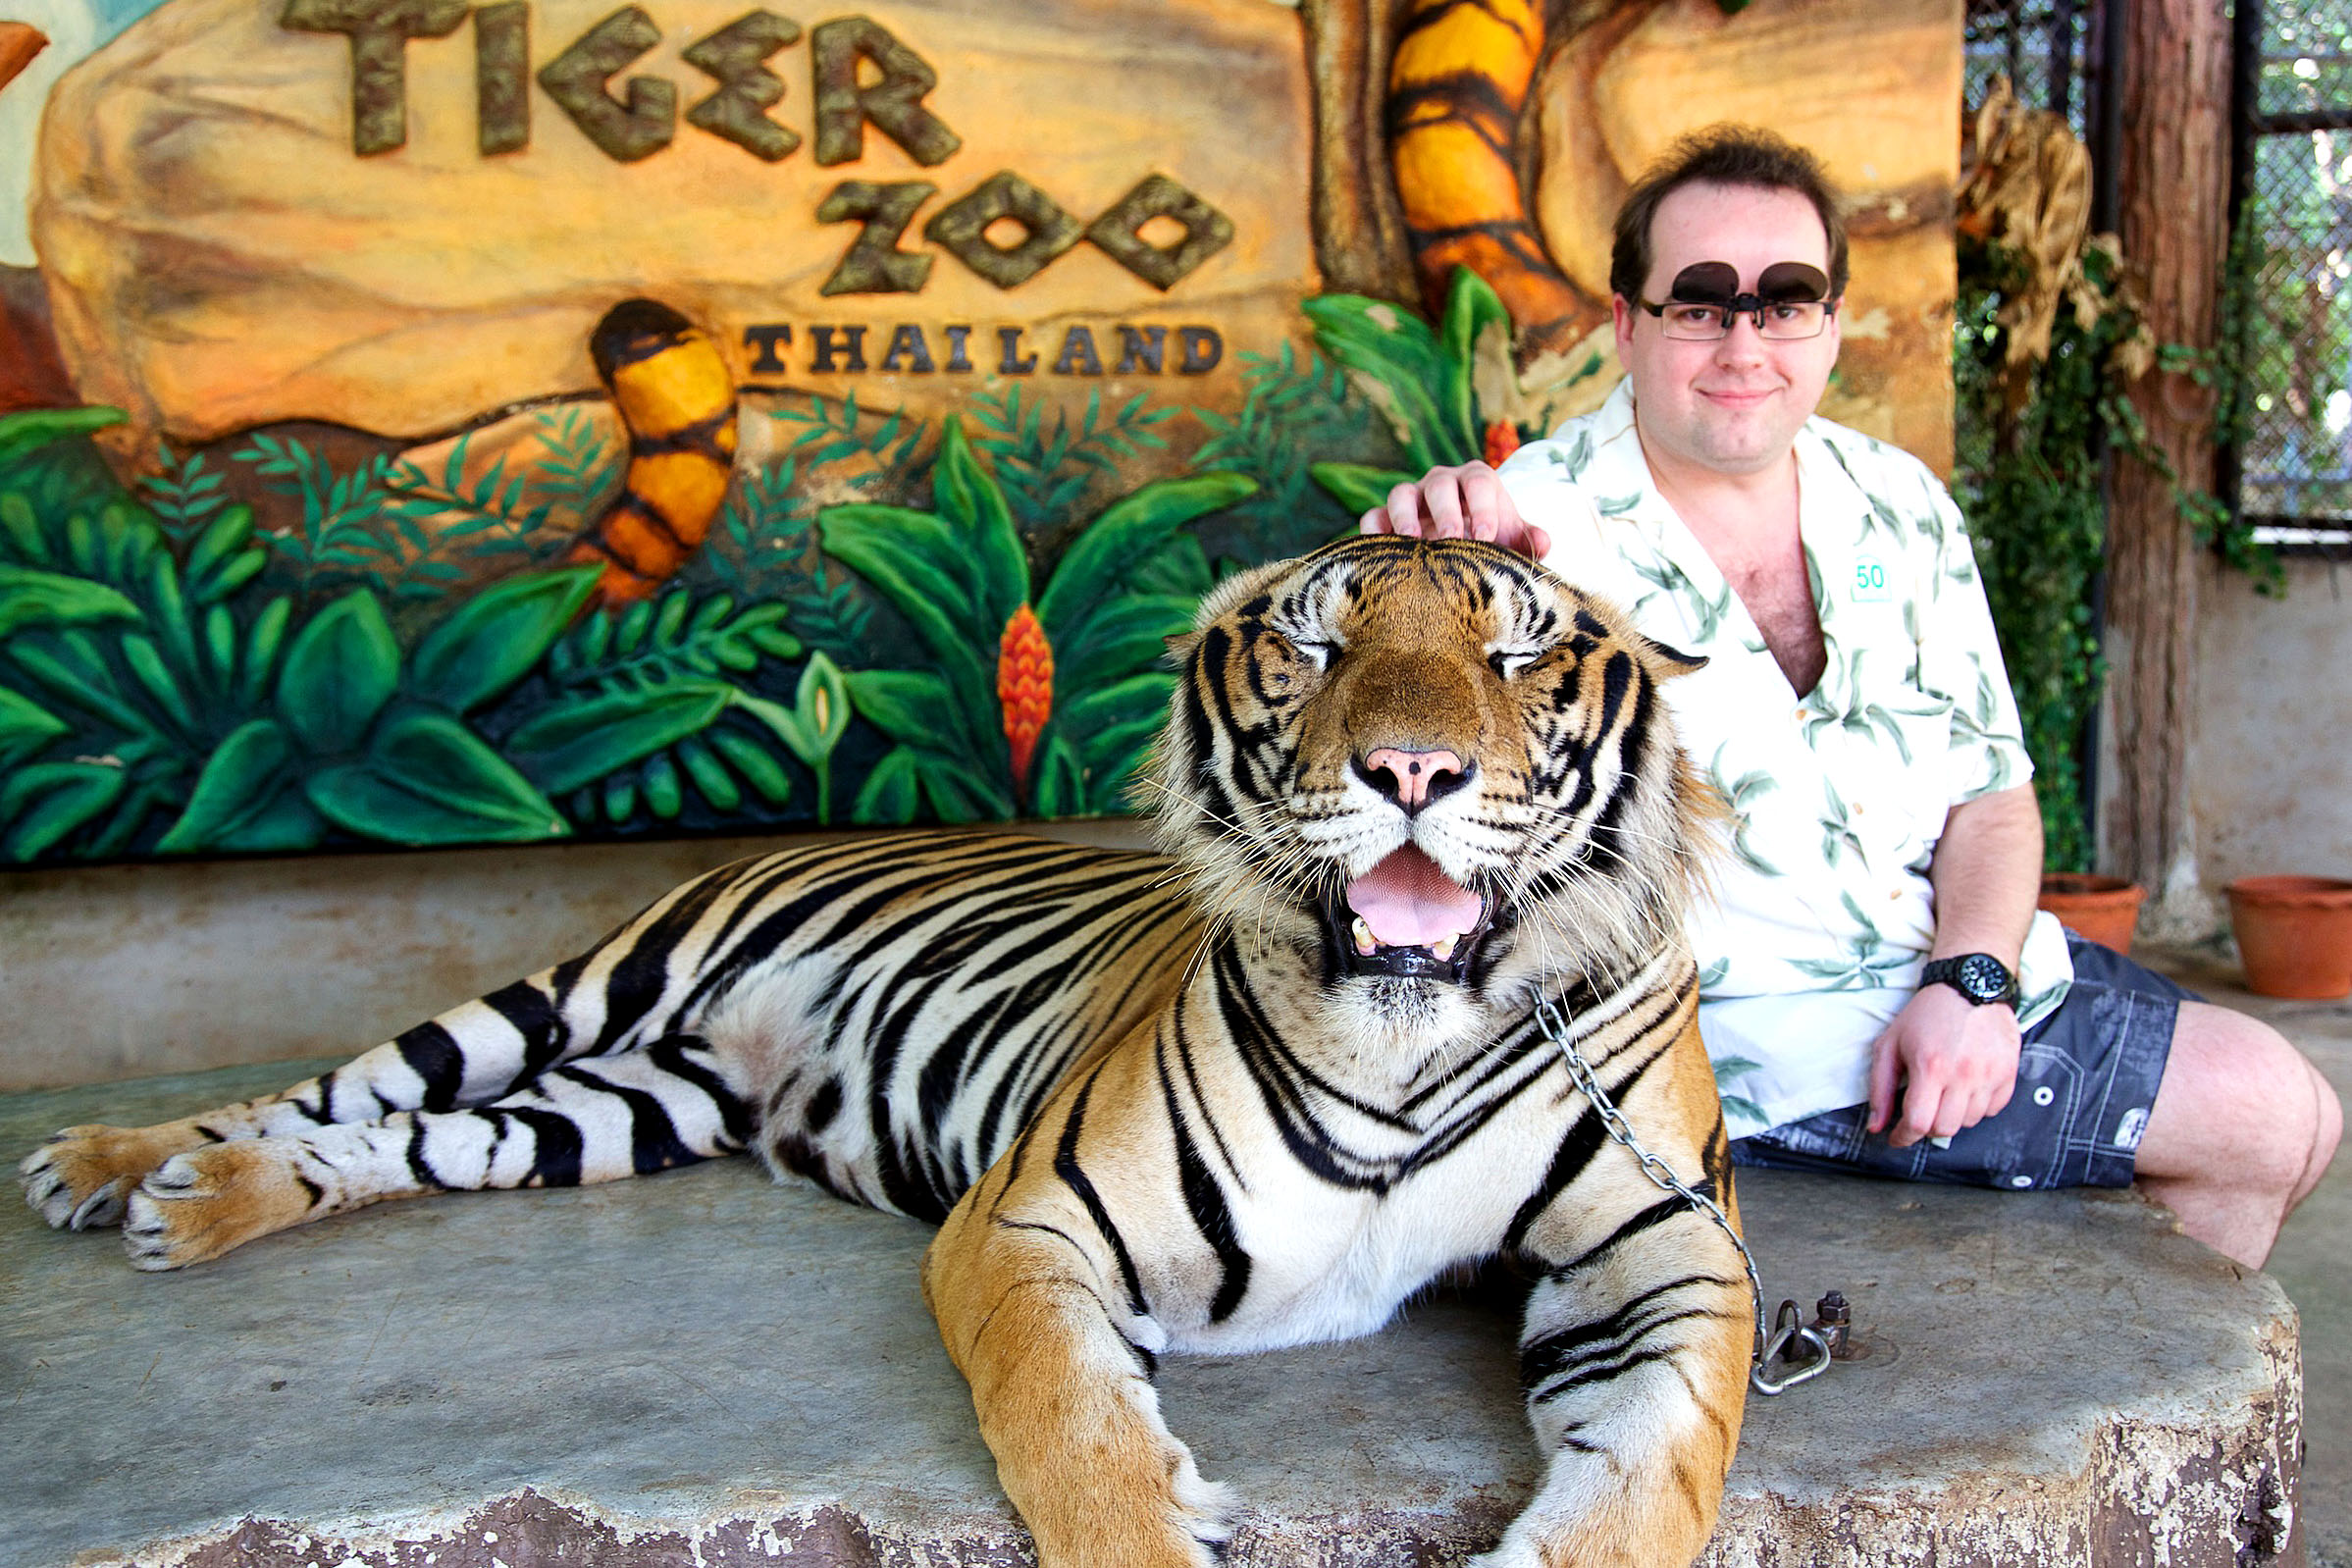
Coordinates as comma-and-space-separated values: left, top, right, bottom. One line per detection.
1366, 126, 2339, 1270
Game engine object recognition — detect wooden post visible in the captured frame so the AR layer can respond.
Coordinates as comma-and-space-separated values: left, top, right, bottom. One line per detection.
2105, 0, 2229, 934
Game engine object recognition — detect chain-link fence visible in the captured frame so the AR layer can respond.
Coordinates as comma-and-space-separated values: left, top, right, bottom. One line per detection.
1963, 0, 2096, 134
2233, 0, 2352, 543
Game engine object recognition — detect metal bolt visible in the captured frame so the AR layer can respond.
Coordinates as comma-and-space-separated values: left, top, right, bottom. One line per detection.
1810, 1289, 1854, 1359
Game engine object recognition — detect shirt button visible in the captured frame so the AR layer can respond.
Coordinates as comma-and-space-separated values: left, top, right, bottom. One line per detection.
2033, 1086, 2056, 1107
2010, 1175, 2034, 1188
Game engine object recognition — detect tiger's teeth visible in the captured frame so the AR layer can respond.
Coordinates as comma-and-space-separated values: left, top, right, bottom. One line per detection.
1431, 934, 1457, 961
1352, 917, 1378, 956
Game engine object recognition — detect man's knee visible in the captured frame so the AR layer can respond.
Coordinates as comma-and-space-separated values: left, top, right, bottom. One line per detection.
2298, 1055, 2343, 1204
2142, 1004, 2333, 1200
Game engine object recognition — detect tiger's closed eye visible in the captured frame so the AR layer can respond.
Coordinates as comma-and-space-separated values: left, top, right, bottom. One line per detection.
1488, 648, 1544, 680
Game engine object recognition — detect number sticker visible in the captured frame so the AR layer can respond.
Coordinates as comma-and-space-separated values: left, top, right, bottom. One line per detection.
1852, 556, 1891, 602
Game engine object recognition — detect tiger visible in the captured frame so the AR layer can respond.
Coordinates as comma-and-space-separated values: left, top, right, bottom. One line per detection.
21, 534, 1751, 1568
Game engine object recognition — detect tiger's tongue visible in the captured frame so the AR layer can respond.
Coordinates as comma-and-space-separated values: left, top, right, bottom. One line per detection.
1345, 845, 1483, 948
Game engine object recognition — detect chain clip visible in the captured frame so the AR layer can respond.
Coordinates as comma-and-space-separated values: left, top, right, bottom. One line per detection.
1534, 996, 1832, 1396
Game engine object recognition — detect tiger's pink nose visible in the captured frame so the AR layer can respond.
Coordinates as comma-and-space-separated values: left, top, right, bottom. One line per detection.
1357, 747, 1471, 813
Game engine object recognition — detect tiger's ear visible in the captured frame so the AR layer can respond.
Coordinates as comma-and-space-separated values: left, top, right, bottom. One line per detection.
1640, 635, 1707, 677
1164, 631, 1201, 665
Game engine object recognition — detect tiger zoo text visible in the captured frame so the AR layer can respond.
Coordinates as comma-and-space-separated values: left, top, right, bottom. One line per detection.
285, 2, 1237, 376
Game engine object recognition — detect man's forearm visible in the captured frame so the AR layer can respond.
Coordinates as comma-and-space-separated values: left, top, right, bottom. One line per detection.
1926, 783, 2043, 967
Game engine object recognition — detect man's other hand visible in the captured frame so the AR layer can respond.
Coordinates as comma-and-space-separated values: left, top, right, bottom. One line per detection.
1866, 982, 2022, 1147
1357, 462, 1550, 560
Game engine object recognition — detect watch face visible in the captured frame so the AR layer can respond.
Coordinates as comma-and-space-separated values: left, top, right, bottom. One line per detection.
1957, 954, 2010, 1002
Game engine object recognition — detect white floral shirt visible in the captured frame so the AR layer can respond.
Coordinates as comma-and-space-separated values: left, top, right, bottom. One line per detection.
1498, 382, 2073, 1138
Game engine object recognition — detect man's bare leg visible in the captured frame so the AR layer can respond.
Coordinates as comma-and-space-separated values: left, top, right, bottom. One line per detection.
2135, 1001, 2342, 1268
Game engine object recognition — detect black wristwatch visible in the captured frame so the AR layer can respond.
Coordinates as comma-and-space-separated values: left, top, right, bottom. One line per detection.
1920, 953, 2019, 1008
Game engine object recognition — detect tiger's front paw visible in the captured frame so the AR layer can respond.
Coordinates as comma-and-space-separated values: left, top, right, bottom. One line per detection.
122, 1143, 317, 1271
20, 1124, 193, 1230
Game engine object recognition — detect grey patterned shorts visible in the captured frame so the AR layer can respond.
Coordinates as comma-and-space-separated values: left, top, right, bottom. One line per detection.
1728, 934, 2193, 1191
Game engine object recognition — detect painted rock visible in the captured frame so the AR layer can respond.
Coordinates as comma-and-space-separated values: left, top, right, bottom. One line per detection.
31, 0, 1317, 449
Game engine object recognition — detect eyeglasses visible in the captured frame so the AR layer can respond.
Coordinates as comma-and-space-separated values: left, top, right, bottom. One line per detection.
1637, 260, 1836, 341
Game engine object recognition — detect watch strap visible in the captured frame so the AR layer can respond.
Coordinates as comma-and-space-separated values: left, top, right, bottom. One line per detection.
1920, 953, 2019, 1007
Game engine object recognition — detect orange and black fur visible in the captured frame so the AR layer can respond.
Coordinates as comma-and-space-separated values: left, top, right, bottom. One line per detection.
24, 537, 1750, 1567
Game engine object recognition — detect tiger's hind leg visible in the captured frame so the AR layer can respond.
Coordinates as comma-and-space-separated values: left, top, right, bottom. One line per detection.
20, 975, 586, 1233
117, 1034, 751, 1270
25, 856, 766, 1232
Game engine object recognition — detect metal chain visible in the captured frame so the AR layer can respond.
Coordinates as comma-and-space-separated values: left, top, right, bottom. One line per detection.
1534, 997, 1830, 1395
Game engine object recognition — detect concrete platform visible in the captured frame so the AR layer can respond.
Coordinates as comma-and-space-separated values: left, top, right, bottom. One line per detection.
1, 1060, 2306, 1568
2140, 945, 2352, 1568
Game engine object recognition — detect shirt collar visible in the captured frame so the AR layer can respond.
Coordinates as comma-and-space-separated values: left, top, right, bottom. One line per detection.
1587, 378, 1872, 543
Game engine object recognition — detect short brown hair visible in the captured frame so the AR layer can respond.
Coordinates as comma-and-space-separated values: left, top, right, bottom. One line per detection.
1608, 126, 1849, 303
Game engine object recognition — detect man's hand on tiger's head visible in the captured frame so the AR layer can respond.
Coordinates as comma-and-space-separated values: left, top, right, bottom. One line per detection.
1359, 461, 1550, 560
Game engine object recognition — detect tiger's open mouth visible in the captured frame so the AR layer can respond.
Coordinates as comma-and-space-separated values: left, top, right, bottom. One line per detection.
1320, 844, 1493, 982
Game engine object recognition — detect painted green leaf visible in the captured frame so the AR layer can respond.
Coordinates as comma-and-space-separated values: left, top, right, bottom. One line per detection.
1084, 735, 1159, 814
1030, 732, 1086, 818
121, 634, 196, 733
1437, 267, 1510, 459
676, 736, 741, 810
844, 668, 974, 754
1300, 295, 1459, 471
817, 503, 996, 720
0, 564, 139, 639
277, 590, 399, 755
308, 709, 567, 844
1, 760, 128, 860
0, 686, 68, 768
1309, 462, 1418, 518
914, 748, 1012, 822
1034, 473, 1256, 647
201, 549, 263, 604
0, 406, 127, 467
1126, 534, 1215, 600
158, 718, 299, 853
1053, 595, 1197, 697
930, 416, 1027, 633
852, 746, 921, 824
709, 728, 791, 805
240, 598, 293, 707
504, 681, 732, 794
642, 751, 684, 819
185, 502, 255, 580
1075, 710, 1164, 775
409, 565, 602, 712
1056, 673, 1171, 745
0, 494, 48, 562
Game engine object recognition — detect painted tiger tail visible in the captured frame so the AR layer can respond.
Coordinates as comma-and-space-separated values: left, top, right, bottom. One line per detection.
1385, 0, 1598, 352
568, 297, 739, 605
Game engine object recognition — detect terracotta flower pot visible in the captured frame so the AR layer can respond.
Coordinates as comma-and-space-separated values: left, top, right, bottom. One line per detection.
2036, 873, 2146, 954
2225, 876, 2352, 999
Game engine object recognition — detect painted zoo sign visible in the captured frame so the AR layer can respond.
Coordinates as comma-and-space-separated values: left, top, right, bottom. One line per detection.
0, 0, 1962, 867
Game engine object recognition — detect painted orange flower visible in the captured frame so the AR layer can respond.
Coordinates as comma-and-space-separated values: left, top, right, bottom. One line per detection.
996, 602, 1054, 790
1483, 419, 1522, 467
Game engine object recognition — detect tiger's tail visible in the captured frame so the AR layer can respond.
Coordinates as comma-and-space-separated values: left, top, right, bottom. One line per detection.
1385, 0, 1598, 352
568, 298, 739, 605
